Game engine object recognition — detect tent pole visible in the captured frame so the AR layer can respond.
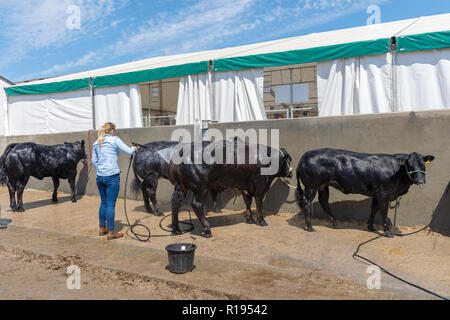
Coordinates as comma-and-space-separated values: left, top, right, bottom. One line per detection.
289, 68, 293, 118
208, 60, 216, 122
147, 84, 151, 127
90, 78, 96, 130
390, 37, 398, 113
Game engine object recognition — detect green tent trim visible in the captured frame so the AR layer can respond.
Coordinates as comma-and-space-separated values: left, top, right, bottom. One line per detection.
213, 38, 391, 72
92, 61, 209, 88
5, 30, 449, 96
397, 30, 450, 53
6, 78, 90, 96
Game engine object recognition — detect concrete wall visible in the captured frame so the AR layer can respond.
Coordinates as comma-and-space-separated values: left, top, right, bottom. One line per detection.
1, 110, 449, 230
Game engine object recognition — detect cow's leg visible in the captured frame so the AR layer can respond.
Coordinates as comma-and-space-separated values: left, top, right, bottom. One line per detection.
242, 191, 256, 224
254, 186, 270, 227
147, 178, 163, 217
52, 177, 60, 203
191, 192, 212, 238
368, 198, 378, 232
171, 184, 184, 235
378, 198, 393, 238
140, 179, 153, 213
15, 176, 29, 212
7, 178, 17, 212
318, 185, 337, 229
303, 187, 317, 232
68, 171, 77, 202
210, 189, 221, 213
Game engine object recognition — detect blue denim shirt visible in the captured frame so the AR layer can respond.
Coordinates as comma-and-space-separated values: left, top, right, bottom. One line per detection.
92, 134, 135, 177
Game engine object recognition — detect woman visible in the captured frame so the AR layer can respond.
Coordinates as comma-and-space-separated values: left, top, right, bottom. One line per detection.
92, 122, 137, 240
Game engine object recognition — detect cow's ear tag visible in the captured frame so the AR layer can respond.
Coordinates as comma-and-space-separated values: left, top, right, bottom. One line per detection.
425, 160, 431, 165
399, 159, 405, 165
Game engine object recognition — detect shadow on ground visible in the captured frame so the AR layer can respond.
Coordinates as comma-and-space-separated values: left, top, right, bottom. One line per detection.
286, 198, 410, 235
430, 181, 450, 236
23, 196, 82, 211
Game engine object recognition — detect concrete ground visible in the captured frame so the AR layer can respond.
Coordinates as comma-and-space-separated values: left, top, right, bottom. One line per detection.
0, 187, 449, 300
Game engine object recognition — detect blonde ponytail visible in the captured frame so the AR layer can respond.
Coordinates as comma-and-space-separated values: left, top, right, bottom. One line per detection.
98, 122, 116, 147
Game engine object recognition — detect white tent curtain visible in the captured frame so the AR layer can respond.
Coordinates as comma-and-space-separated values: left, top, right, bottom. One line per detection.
317, 53, 393, 116
176, 69, 266, 125
0, 86, 9, 136
214, 69, 266, 123
175, 73, 212, 125
396, 48, 450, 111
94, 84, 143, 130
7, 90, 93, 136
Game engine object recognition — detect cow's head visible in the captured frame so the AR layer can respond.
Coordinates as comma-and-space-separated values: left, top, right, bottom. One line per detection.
399, 152, 435, 188
278, 148, 293, 178
74, 140, 87, 161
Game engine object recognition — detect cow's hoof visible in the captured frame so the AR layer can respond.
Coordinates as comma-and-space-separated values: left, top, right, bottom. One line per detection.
52, 198, 58, 203
146, 208, 154, 214
257, 219, 268, 227
213, 208, 222, 213
331, 222, 338, 229
304, 226, 315, 232
11, 207, 17, 212
384, 231, 393, 238
202, 230, 213, 238
172, 229, 183, 236
246, 215, 256, 224
17, 208, 25, 213
71, 199, 77, 203
154, 211, 164, 217
368, 225, 376, 232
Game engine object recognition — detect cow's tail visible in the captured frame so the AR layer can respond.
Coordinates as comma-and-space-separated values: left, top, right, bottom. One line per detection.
295, 170, 306, 209
131, 155, 142, 193
0, 143, 18, 185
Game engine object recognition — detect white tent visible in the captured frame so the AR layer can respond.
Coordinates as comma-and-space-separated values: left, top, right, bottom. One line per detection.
0, 76, 14, 136
4, 13, 450, 135
317, 15, 450, 116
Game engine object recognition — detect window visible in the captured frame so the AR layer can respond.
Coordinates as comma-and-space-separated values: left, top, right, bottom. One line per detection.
139, 78, 179, 127
152, 87, 159, 98
264, 63, 318, 119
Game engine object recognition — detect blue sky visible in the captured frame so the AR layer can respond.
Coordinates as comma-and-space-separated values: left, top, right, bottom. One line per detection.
0, 0, 449, 82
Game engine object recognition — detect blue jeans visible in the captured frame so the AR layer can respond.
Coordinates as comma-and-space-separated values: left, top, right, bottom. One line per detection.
96, 174, 120, 231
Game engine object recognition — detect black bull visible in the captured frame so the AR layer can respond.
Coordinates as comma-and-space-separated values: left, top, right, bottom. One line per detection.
132, 141, 223, 216
168, 140, 293, 238
0, 141, 87, 212
295, 148, 435, 237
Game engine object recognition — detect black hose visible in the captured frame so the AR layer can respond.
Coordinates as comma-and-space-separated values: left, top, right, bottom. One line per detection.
123, 146, 194, 242
353, 224, 448, 300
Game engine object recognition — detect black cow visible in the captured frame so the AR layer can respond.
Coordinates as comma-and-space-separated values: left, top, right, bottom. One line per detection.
169, 140, 293, 238
295, 148, 435, 237
0, 141, 87, 212
132, 141, 228, 216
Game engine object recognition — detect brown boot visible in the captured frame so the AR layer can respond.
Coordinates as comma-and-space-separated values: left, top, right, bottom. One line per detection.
107, 231, 124, 240
99, 226, 108, 236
